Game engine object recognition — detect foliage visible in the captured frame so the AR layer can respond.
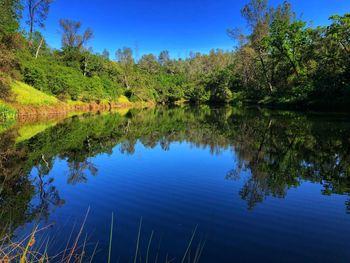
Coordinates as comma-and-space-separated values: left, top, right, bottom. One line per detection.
0, 0, 349, 109
0, 100, 16, 119
230, 0, 350, 109
0, 74, 13, 100
0, 0, 23, 36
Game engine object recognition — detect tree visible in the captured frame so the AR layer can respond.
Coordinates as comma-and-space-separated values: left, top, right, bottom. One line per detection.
102, 48, 110, 59
158, 50, 170, 65
265, 2, 305, 77
0, 0, 23, 36
31, 31, 47, 58
240, 0, 274, 93
116, 47, 134, 89
208, 68, 234, 103
116, 47, 134, 65
327, 14, 350, 56
59, 19, 93, 50
138, 54, 160, 74
312, 14, 350, 98
26, 0, 53, 42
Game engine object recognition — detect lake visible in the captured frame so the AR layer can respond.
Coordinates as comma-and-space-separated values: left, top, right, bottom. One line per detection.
1, 106, 350, 262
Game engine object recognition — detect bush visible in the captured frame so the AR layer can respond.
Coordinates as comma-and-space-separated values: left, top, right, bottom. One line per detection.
0, 74, 12, 101
1, 33, 25, 50
210, 86, 233, 104
186, 84, 210, 104
23, 66, 47, 90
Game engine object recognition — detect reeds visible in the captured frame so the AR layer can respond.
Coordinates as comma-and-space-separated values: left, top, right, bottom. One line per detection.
0, 211, 206, 263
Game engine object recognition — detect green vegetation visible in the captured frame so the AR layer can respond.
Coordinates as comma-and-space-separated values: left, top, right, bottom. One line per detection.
1, 0, 349, 113
11, 81, 59, 106
0, 100, 16, 119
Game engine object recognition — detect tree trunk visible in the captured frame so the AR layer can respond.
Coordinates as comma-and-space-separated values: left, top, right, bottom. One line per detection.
258, 50, 273, 93
28, 1, 34, 45
83, 57, 88, 76
124, 75, 130, 89
29, 23, 33, 44
35, 38, 44, 59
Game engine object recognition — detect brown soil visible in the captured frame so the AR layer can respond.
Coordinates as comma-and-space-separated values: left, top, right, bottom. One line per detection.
12, 101, 155, 120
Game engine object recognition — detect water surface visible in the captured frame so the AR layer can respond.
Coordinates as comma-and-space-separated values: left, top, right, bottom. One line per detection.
1, 106, 350, 262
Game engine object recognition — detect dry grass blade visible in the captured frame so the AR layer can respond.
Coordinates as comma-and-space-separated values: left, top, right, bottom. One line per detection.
145, 230, 154, 263
133, 217, 142, 263
181, 225, 198, 263
108, 212, 114, 263
66, 206, 90, 263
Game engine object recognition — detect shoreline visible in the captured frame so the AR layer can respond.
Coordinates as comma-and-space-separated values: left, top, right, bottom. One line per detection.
1, 98, 349, 123
1, 100, 156, 121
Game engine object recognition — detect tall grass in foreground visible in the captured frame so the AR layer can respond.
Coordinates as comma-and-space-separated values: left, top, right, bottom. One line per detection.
0, 210, 205, 263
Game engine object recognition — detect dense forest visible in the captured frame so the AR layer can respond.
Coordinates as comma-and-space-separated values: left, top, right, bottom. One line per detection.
0, 0, 349, 110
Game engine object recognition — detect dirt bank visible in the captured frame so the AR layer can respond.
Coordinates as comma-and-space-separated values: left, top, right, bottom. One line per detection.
14, 102, 139, 118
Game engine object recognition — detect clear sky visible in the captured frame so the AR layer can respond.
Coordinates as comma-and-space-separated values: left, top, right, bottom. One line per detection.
23, 0, 350, 59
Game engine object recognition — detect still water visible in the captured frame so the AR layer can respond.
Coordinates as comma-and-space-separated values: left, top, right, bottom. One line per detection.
1, 106, 350, 262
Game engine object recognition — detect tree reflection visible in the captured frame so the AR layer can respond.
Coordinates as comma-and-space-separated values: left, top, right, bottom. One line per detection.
0, 130, 35, 237
0, 106, 350, 238
67, 160, 97, 185
31, 159, 65, 221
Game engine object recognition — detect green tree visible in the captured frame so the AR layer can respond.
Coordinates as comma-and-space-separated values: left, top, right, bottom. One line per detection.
139, 54, 160, 74
241, 0, 274, 93
116, 47, 134, 89
0, 0, 23, 36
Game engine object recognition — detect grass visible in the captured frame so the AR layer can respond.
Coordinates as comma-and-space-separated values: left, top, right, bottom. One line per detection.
0, 213, 206, 263
1, 81, 134, 120
0, 118, 16, 134
0, 100, 17, 120
116, 95, 131, 104
65, 99, 86, 106
11, 81, 59, 106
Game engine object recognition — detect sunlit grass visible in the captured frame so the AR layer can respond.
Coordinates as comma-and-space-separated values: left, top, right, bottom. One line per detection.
116, 95, 131, 104
11, 81, 59, 106
112, 108, 130, 116
65, 99, 86, 106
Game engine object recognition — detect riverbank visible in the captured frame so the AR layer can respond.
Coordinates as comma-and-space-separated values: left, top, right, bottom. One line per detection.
0, 81, 155, 120
241, 94, 350, 113
1, 80, 348, 122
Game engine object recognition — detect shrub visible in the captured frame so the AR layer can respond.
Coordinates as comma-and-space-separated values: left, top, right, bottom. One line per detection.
23, 65, 47, 90
0, 74, 12, 101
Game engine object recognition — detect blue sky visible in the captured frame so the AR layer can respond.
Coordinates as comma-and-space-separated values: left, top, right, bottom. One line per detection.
22, 0, 350, 59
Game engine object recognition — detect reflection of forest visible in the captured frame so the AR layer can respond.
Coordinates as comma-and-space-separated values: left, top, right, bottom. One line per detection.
1, 106, 350, 237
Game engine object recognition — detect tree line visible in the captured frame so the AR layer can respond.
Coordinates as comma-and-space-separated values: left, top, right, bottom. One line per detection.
0, 0, 349, 109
